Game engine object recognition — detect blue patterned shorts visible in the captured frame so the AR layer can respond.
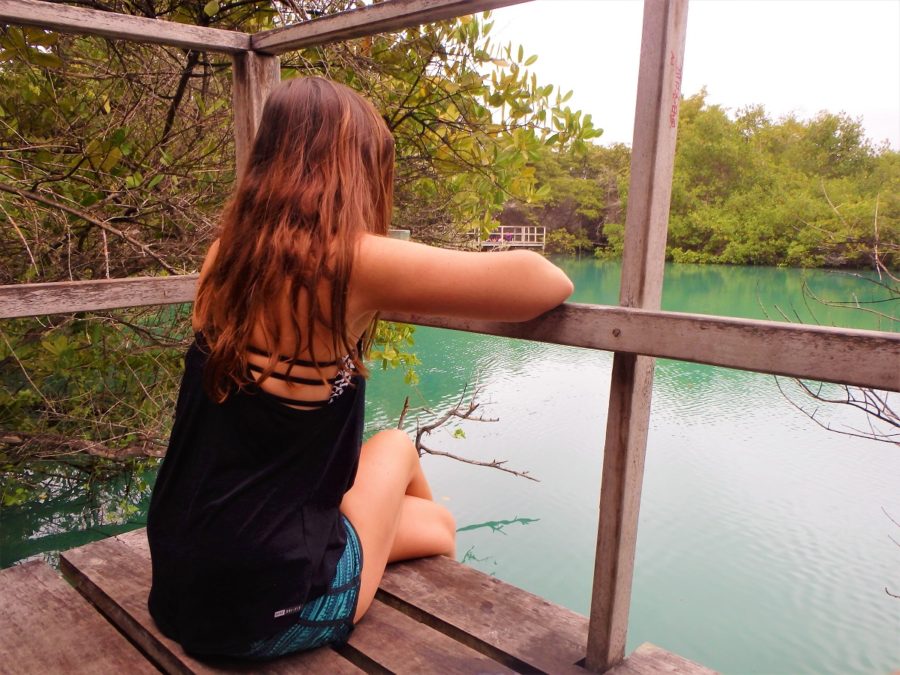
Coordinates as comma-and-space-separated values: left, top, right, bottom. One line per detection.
235, 517, 363, 659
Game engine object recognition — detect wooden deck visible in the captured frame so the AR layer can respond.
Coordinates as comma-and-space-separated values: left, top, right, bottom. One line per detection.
0, 529, 716, 674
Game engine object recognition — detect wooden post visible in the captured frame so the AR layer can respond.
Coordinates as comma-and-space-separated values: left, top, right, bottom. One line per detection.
585, 0, 689, 671
231, 51, 280, 182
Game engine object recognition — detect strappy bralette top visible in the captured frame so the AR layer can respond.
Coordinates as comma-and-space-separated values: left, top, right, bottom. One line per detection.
245, 344, 355, 408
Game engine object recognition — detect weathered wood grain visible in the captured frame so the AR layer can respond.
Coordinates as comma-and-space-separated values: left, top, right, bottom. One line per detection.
342, 599, 515, 674
0, 560, 157, 674
385, 304, 900, 392
606, 643, 717, 675
0, 274, 198, 318
60, 534, 362, 674
1, 275, 896, 391
0, 0, 250, 52
232, 51, 280, 182
378, 554, 590, 674
587, 1, 690, 670
252, 0, 531, 54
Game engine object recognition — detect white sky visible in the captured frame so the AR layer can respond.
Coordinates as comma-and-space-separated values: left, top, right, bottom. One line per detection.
487, 0, 900, 148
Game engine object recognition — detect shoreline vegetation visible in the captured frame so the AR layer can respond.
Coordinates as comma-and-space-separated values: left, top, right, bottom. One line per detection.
507, 91, 897, 271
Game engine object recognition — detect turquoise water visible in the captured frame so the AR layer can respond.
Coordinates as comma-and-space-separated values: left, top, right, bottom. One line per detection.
3, 260, 898, 674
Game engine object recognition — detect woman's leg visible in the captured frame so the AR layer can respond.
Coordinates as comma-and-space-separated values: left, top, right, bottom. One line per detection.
340, 429, 455, 623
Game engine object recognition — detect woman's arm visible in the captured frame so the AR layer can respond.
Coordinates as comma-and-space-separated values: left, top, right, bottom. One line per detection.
351, 234, 573, 322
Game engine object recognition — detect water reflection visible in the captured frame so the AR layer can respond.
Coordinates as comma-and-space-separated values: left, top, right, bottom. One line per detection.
457, 516, 540, 534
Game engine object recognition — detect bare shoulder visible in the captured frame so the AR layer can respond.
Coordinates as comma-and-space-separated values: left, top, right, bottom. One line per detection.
351, 233, 573, 322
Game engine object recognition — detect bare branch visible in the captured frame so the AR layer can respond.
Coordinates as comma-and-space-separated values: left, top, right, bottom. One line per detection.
396, 383, 536, 481
418, 443, 538, 482
1, 432, 166, 461
0, 181, 178, 273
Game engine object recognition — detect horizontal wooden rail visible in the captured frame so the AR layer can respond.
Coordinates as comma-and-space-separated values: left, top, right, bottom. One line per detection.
388, 306, 900, 392
0, 275, 199, 317
0, 0, 251, 53
1, 275, 897, 391
252, 0, 531, 54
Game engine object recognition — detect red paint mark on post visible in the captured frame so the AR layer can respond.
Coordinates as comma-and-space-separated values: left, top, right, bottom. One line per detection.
669, 50, 683, 129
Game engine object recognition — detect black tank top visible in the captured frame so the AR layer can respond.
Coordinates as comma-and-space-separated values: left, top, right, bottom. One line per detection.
147, 334, 365, 654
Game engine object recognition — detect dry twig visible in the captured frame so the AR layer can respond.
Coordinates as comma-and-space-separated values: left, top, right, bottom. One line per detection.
400, 385, 538, 482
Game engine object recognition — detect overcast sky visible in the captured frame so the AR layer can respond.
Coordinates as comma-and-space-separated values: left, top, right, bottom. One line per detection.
487, 0, 900, 148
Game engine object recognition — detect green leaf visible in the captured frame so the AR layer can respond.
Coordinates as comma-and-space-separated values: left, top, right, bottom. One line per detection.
524, 54, 537, 66
203, 0, 219, 16
453, 428, 466, 439
110, 127, 128, 147
29, 50, 61, 68
517, 44, 523, 62
147, 174, 164, 190
100, 147, 122, 172
41, 334, 70, 358
24, 28, 58, 47
80, 191, 100, 207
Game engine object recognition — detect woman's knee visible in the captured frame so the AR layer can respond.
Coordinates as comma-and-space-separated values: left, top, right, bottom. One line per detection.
436, 503, 456, 534
365, 428, 419, 470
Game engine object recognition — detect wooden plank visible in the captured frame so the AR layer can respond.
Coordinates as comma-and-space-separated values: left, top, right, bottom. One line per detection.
385, 306, 900, 392
606, 643, 717, 675
0, 274, 198, 318
1, 275, 896, 391
231, 51, 280, 183
341, 599, 515, 674
378, 554, 590, 674
116, 529, 534, 673
252, 0, 531, 54
0, 560, 157, 674
60, 534, 362, 674
0, 0, 250, 53
586, 1, 689, 671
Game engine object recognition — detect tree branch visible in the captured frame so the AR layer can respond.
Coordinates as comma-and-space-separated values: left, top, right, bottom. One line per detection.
399, 384, 537, 481
1, 432, 166, 461
0, 181, 177, 273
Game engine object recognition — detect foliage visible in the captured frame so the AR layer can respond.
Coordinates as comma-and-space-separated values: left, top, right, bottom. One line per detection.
667, 92, 898, 268
370, 321, 420, 385
544, 227, 592, 255
504, 142, 629, 245
521, 91, 898, 269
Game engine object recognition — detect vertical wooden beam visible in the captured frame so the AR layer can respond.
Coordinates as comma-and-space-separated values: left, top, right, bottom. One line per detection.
231, 51, 280, 182
585, 0, 689, 672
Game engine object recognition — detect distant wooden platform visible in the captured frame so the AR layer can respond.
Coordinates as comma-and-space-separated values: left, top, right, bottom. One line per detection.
0, 530, 716, 674
478, 225, 546, 251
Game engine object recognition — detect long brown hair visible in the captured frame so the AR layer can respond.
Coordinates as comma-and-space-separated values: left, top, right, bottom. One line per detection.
195, 76, 395, 402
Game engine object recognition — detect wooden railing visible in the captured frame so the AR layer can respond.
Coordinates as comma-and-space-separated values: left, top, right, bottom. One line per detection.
2, 275, 896, 392
480, 225, 546, 249
0, 1, 896, 672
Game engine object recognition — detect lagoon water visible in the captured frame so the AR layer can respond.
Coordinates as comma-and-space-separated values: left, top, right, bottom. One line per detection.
4, 260, 899, 674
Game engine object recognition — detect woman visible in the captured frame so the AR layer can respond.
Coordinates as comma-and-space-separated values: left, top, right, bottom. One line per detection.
147, 76, 573, 659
